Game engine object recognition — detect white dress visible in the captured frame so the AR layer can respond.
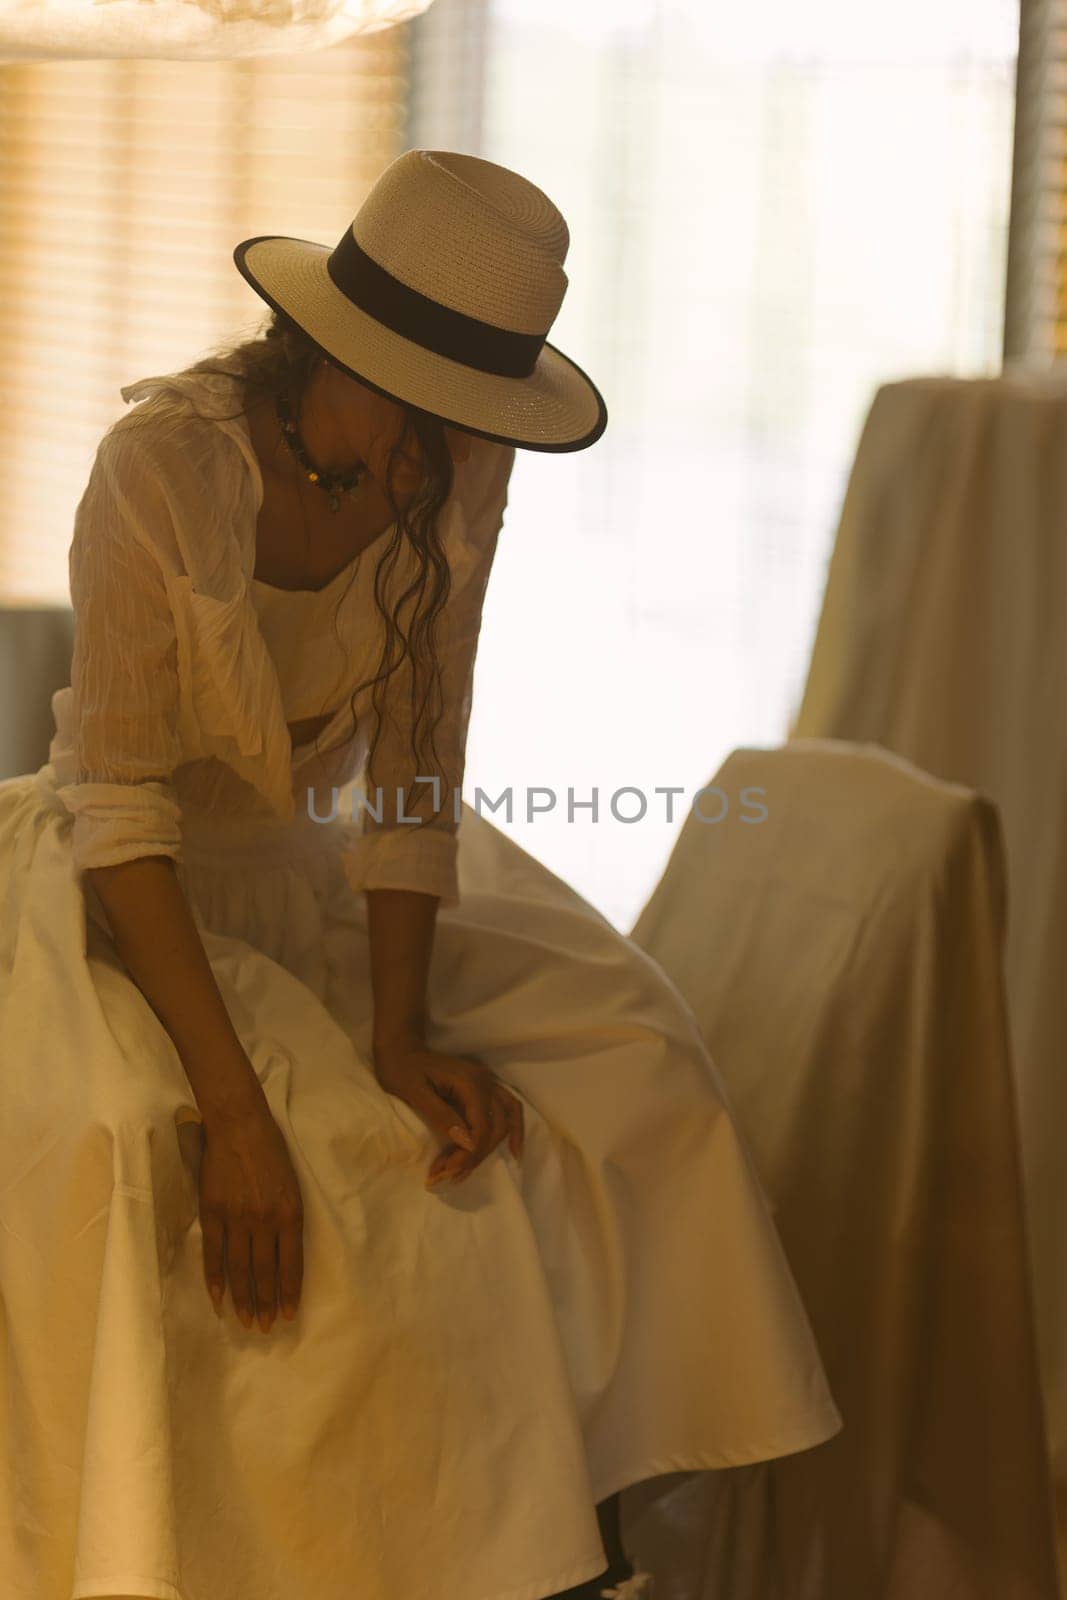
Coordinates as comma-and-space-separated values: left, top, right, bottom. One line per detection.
0, 370, 842, 1600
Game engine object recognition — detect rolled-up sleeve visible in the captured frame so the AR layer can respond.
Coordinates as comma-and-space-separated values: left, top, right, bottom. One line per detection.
340, 441, 516, 909
55, 427, 185, 871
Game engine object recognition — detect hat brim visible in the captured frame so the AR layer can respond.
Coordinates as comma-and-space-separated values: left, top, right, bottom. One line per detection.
233, 236, 608, 453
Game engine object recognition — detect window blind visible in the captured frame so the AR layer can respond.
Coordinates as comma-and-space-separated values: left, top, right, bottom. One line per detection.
0, 30, 411, 604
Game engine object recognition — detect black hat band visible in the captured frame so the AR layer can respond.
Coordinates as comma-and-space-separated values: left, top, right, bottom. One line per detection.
327, 227, 547, 380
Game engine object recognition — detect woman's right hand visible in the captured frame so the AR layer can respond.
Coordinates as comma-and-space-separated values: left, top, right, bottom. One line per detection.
197, 1096, 305, 1333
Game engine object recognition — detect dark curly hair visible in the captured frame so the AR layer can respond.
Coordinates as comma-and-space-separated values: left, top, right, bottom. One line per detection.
175, 305, 461, 829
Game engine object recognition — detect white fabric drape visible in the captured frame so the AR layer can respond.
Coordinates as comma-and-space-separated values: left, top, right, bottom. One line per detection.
627, 739, 1058, 1600
792, 372, 1067, 1483
0, 0, 432, 63
0, 357, 846, 1600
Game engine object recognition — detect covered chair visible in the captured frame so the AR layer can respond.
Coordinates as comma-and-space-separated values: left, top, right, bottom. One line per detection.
0, 606, 74, 780
790, 374, 1067, 1476
622, 737, 1058, 1600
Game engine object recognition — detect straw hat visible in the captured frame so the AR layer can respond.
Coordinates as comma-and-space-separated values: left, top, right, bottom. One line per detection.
233, 148, 607, 453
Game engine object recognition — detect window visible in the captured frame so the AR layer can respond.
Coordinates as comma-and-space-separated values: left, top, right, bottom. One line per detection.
0, 32, 410, 603
1004, 0, 1066, 365
452, 0, 1019, 927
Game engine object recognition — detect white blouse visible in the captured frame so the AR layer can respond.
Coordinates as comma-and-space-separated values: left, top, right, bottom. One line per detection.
250, 550, 380, 760
48, 369, 517, 909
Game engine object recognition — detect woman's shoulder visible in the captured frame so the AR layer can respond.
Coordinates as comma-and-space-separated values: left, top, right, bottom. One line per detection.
87, 370, 254, 577
112, 369, 246, 465
107, 371, 253, 504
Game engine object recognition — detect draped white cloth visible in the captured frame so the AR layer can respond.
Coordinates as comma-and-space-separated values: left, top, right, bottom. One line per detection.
0, 0, 431, 64
626, 739, 1058, 1600
0, 369, 842, 1600
792, 372, 1067, 1482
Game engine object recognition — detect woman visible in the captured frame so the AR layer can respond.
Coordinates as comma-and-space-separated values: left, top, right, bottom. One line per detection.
0, 149, 841, 1600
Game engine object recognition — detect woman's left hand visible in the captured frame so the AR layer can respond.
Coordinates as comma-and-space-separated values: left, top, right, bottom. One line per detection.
374, 1043, 525, 1189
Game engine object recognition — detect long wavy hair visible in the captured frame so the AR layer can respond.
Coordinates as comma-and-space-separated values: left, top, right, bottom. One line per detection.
174, 306, 459, 826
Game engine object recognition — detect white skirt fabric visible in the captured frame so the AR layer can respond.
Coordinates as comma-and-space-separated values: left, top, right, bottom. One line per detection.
0, 762, 841, 1600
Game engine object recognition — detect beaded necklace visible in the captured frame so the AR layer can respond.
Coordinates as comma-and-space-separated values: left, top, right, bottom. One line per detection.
274, 389, 368, 514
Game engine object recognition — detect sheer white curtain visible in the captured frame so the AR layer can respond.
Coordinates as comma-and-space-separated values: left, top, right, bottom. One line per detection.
0, 0, 432, 62
444, 0, 1019, 930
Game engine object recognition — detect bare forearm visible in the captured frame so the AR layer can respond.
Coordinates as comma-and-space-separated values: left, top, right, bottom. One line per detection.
86, 856, 266, 1124
366, 886, 440, 1067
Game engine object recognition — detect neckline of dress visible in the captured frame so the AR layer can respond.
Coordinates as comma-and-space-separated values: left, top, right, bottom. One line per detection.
250, 540, 371, 599
119, 371, 382, 778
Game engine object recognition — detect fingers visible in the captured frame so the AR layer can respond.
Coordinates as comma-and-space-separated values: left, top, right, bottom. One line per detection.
427, 1098, 496, 1186
501, 1092, 525, 1159
197, 1115, 304, 1333
252, 1226, 278, 1333
277, 1210, 304, 1322
427, 1085, 525, 1188
403, 1073, 475, 1152
489, 1092, 523, 1164
450, 1074, 495, 1163
202, 1211, 226, 1316
223, 1222, 279, 1333
204, 1216, 301, 1330
382, 1054, 524, 1190
227, 1226, 256, 1330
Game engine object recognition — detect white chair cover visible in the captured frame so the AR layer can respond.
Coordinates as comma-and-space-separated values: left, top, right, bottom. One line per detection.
625, 738, 1058, 1600
792, 373, 1067, 1478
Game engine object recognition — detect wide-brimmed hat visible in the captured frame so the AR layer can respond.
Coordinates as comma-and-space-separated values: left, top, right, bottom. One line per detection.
232, 148, 607, 453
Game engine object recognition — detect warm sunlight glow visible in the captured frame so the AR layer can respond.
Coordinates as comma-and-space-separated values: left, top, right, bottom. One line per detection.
463, 0, 1017, 927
